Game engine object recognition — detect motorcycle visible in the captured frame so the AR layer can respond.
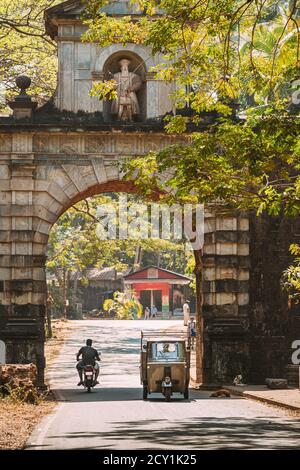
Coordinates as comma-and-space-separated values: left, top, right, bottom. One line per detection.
83, 364, 97, 393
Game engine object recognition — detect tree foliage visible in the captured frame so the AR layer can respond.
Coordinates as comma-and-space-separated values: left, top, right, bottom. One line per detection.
85, 0, 300, 113
0, 0, 58, 111
47, 194, 188, 274
47, 194, 190, 314
282, 243, 300, 303
121, 110, 300, 215
103, 291, 143, 319
85, 0, 300, 215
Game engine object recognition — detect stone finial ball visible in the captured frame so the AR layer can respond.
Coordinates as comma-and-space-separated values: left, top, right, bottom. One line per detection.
15, 75, 31, 91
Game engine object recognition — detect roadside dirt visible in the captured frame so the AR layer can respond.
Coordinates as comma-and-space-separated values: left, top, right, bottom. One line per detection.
0, 400, 55, 450
0, 319, 72, 450
45, 319, 73, 366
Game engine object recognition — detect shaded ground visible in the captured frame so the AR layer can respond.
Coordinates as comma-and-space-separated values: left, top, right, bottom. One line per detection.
27, 320, 300, 450
0, 319, 71, 450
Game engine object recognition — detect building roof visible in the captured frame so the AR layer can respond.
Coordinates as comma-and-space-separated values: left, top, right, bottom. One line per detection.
45, 0, 146, 39
86, 267, 126, 281
123, 265, 192, 282
47, 267, 127, 283
47, 265, 191, 285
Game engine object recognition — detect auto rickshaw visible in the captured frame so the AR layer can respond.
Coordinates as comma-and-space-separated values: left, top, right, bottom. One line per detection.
140, 330, 190, 401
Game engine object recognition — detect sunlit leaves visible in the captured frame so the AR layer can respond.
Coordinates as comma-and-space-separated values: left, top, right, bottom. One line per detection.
164, 114, 188, 134
47, 194, 188, 278
90, 79, 118, 101
83, 14, 146, 47
121, 110, 300, 215
103, 291, 143, 319
0, 0, 59, 111
85, 0, 300, 117
282, 244, 300, 303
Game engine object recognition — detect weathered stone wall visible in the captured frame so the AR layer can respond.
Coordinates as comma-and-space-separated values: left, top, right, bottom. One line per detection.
248, 214, 300, 383
201, 213, 300, 385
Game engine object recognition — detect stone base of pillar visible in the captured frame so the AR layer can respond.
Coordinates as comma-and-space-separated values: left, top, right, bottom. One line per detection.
0, 304, 46, 387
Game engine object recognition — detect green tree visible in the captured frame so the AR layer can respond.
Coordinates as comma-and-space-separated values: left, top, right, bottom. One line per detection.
46, 194, 189, 316
85, 0, 300, 115
103, 291, 143, 319
0, 0, 59, 111
282, 244, 300, 304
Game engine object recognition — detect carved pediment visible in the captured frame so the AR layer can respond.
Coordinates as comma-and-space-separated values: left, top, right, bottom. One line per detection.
45, 0, 85, 22
45, 0, 85, 38
45, 0, 144, 38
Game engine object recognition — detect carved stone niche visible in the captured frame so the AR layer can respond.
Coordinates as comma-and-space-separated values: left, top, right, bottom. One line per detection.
93, 50, 147, 122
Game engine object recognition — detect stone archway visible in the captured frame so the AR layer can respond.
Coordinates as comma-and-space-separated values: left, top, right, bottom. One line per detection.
0, 129, 250, 386
0, 0, 298, 392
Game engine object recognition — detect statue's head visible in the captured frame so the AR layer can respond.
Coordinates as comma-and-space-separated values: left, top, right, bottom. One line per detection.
119, 58, 131, 71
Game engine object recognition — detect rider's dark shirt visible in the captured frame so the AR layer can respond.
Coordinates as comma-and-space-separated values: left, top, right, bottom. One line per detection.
77, 346, 100, 366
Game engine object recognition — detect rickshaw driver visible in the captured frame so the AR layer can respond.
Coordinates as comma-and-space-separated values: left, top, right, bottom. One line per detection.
158, 343, 177, 359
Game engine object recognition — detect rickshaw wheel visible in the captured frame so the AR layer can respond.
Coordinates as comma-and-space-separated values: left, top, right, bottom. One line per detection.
184, 388, 189, 399
143, 386, 148, 400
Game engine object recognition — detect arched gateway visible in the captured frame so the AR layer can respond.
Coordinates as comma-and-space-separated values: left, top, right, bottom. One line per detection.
0, 1, 299, 387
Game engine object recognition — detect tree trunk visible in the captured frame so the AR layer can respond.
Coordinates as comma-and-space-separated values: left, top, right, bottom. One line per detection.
193, 248, 203, 384
46, 298, 53, 339
134, 244, 142, 270
73, 270, 80, 304
63, 268, 67, 319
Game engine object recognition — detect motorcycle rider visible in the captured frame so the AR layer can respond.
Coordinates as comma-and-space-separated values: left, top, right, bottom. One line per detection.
76, 339, 100, 386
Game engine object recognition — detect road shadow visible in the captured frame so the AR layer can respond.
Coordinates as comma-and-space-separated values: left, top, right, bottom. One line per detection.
51, 387, 210, 402
26, 416, 300, 450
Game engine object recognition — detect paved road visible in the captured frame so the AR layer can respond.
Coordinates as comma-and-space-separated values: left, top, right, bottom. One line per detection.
27, 320, 300, 450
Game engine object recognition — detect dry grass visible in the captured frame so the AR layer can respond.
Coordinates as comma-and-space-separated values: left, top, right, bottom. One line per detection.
0, 399, 55, 450
45, 319, 74, 366
0, 318, 73, 450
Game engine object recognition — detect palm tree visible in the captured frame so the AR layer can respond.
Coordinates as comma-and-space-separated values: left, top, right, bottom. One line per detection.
238, 3, 299, 106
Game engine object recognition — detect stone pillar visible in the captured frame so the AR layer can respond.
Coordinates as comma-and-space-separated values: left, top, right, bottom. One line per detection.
202, 212, 250, 385
0, 132, 46, 386
0, 134, 11, 348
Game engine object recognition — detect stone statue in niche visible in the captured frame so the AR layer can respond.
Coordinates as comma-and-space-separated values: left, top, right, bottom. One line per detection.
111, 59, 142, 121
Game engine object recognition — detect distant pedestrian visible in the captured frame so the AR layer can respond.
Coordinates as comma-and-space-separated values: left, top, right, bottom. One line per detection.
151, 305, 158, 319
183, 300, 190, 326
144, 306, 150, 319
188, 317, 196, 350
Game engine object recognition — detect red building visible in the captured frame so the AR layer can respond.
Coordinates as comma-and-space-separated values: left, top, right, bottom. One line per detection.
123, 266, 193, 314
